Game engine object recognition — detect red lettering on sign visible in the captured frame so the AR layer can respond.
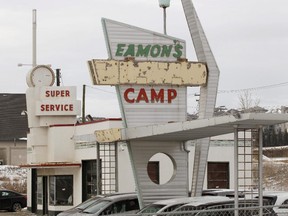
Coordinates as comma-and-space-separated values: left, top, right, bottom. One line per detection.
124, 88, 135, 103
40, 104, 74, 111
167, 89, 177, 103
45, 90, 71, 97
123, 88, 177, 103
136, 88, 149, 103
151, 89, 164, 103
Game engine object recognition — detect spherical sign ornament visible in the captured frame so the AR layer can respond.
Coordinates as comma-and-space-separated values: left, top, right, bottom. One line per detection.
26, 65, 55, 87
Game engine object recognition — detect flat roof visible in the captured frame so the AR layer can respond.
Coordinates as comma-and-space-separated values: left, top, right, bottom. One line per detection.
119, 113, 288, 142
19, 162, 81, 169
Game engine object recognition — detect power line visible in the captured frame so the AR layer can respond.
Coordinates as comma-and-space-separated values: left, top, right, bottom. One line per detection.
218, 82, 288, 94
85, 85, 116, 94
85, 81, 288, 96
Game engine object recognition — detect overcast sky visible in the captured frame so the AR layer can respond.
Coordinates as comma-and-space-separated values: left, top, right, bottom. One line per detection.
1, 0, 288, 117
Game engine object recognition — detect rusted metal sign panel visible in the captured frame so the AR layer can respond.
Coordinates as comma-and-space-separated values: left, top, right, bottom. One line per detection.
88, 59, 207, 86
95, 128, 121, 143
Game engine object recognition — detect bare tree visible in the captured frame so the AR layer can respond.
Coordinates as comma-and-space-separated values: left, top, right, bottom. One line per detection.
238, 90, 260, 111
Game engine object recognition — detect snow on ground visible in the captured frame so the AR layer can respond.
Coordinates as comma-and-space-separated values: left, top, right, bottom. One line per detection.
0, 165, 27, 192
0, 165, 27, 180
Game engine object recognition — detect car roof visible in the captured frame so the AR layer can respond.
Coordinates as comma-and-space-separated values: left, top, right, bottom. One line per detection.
149, 197, 204, 205
193, 199, 276, 216
101, 193, 137, 201
0, 189, 22, 194
202, 189, 245, 198
177, 196, 232, 207
139, 196, 233, 214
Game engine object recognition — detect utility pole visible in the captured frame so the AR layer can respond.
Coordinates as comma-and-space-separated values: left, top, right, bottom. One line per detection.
82, 85, 86, 123
56, 69, 61, 86
32, 9, 37, 67
158, 0, 170, 35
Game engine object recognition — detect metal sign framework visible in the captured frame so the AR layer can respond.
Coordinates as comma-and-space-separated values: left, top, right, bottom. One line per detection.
88, 0, 286, 210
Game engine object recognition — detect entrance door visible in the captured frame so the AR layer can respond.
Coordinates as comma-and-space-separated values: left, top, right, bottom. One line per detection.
37, 176, 48, 215
82, 160, 98, 201
207, 162, 229, 189
31, 169, 37, 213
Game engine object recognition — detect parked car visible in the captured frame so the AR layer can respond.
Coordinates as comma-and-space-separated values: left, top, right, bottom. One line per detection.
57, 193, 137, 216
57, 195, 105, 216
170, 199, 277, 216
137, 196, 231, 215
167, 196, 236, 216
257, 191, 288, 215
194, 199, 277, 216
78, 193, 139, 216
0, 189, 27, 212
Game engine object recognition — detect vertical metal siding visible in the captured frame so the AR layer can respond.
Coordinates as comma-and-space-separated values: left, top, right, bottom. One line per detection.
103, 18, 187, 126
120, 85, 187, 127
102, 18, 189, 207
130, 141, 189, 206
103, 18, 186, 62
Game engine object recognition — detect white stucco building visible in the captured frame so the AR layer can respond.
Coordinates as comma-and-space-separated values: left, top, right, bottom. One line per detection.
22, 114, 237, 215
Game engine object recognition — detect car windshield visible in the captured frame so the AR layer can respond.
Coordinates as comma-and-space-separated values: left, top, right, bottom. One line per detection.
139, 204, 165, 213
83, 200, 111, 214
76, 197, 102, 210
163, 204, 186, 212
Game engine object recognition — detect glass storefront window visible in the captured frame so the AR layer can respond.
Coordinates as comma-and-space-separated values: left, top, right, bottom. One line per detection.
49, 175, 73, 206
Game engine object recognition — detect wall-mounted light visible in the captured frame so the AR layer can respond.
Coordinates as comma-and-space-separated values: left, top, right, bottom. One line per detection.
86, 114, 94, 122
119, 143, 126, 152
21, 110, 28, 116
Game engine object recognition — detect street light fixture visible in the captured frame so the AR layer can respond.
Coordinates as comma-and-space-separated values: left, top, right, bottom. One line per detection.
18, 63, 33, 67
18, 63, 52, 67
158, 0, 171, 35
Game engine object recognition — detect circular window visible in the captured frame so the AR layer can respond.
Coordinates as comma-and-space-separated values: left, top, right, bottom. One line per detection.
147, 152, 176, 185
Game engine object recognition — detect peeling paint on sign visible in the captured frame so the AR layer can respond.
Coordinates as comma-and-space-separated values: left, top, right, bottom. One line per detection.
88, 59, 207, 86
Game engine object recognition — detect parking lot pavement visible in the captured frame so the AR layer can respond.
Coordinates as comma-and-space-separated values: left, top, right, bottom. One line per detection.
0, 209, 36, 215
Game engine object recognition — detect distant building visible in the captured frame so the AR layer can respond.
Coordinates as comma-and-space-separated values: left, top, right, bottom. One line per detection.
0, 94, 28, 165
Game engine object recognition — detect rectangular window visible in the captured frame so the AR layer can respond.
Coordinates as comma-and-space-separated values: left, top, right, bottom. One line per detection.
37, 177, 43, 205
207, 162, 229, 189
49, 175, 73, 206
147, 161, 159, 184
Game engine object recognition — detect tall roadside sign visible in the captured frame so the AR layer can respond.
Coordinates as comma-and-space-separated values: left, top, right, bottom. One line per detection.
88, 18, 207, 207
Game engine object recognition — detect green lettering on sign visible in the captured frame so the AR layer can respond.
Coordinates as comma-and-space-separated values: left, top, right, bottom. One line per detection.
115, 43, 184, 58
136, 45, 151, 57
150, 45, 161, 57
173, 44, 183, 58
161, 45, 172, 57
115, 44, 126, 56
124, 44, 135, 56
